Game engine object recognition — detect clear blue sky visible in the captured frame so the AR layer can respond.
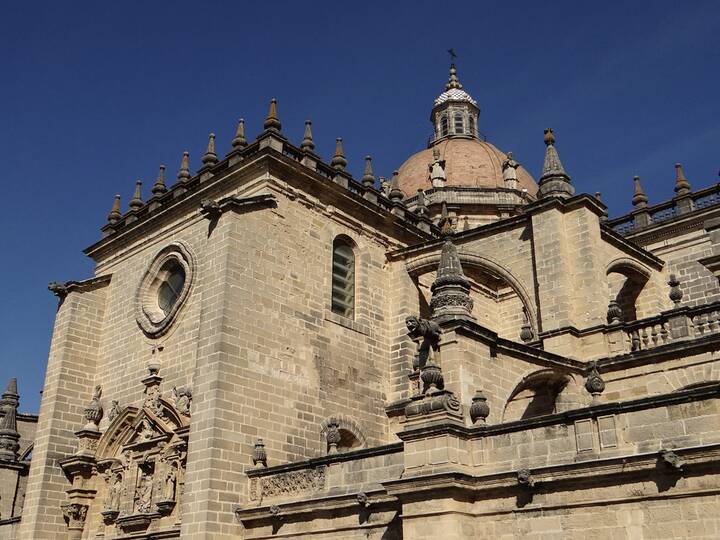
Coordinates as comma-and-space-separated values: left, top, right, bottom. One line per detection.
1, 1, 719, 413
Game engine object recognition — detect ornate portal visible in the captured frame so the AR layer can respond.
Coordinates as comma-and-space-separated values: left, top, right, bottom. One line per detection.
59, 366, 189, 537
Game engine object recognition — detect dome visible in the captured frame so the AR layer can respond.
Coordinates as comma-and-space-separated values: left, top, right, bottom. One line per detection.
396, 138, 538, 197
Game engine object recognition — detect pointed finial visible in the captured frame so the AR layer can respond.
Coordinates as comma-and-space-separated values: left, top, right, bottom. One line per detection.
430, 222, 474, 321
128, 181, 143, 211
632, 176, 648, 209
595, 192, 608, 222
177, 151, 191, 182
389, 170, 403, 202
538, 128, 574, 199
151, 165, 167, 196
445, 63, 463, 90
362, 155, 375, 188
232, 118, 248, 148
107, 195, 122, 224
263, 98, 282, 132
595, 191, 602, 201
674, 163, 691, 195
202, 133, 218, 166
331, 138, 347, 171
0, 378, 20, 461
301, 120, 315, 152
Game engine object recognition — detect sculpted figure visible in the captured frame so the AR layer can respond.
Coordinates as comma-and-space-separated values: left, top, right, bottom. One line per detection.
104, 472, 123, 511
405, 315, 442, 369
135, 470, 154, 513
162, 465, 177, 501
428, 147, 447, 188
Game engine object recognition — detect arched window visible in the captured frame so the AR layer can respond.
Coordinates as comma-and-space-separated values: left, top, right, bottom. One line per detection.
331, 238, 355, 318
468, 115, 476, 136
440, 115, 449, 137
454, 112, 464, 134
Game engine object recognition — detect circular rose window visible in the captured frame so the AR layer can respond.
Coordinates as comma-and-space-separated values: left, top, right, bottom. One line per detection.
136, 242, 195, 337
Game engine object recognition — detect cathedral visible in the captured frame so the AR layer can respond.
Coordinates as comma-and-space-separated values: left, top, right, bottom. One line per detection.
1, 64, 720, 539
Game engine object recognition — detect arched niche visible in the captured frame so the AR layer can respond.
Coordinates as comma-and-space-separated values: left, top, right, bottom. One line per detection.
502, 369, 584, 422
406, 251, 538, 341
606, 258, 652, 322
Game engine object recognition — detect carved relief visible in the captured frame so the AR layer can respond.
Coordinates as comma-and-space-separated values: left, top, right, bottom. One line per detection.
249, 467, 326, 500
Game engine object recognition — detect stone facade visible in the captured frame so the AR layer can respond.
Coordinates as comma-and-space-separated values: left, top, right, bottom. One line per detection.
6, 66, 720, 539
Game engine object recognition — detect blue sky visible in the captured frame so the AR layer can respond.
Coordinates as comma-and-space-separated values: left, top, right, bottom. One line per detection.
1, 1, 719, 413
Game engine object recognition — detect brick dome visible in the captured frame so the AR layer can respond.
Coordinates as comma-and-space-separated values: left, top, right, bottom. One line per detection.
396, 138, 538, 197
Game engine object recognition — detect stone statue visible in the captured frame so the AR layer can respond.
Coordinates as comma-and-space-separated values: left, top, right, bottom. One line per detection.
502, 152, 520, 191
405, 316, 442, 369
135, 469, 154, 513
104, 472, 123, 512
107, 400, 121, 422
172, 386, 192, 417
428, 147, 447, 188
162, 465, 177, 501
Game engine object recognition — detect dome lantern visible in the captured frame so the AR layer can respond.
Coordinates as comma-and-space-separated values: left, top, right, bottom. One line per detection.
430, 63, 481, 144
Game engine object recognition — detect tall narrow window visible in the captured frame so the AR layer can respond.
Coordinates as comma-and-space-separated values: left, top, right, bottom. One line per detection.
440, 115, 448, 137
454, 112, 464, 134
468, 116, 476, 136
331, 238, 355, 318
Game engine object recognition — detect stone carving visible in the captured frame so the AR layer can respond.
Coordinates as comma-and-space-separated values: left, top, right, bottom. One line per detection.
406, 316, 441, 370
83, 385, 104, 431
607, 299, 622, 325
404, 391, 461, 418
252, 438, 268, 467
428, 147, 447, 188
134, 466, 154, 514
104, 471, 124, 516
420, 362, 444, 394
61, 502, 88, 530
357, 491, 370, 507
326, 419, 341, 454
659, 449, 685, 471
469, 389, 490, 424
200, 198, 222, 219
585, 361, 605, 401
249, 467, 326, 500
517, 469, 535, 488
668, 274, 683, 306
171, 386, 192, 417
502, 152, 519, 189
108, 400, 121, 422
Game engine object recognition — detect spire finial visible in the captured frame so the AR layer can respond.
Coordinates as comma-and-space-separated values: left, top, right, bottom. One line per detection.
0, 377, 20, 461
429, 222, 474, 321
232, 118, 248, 148
129, 181, 143, 211
537, 128, 574, 199
263, 98, 282, 132
177, 151, 191, 182
331, 138, 347, 171
632, 175, 648, 209
362, 155, 375, 188
202, 133, 218, 166
674, 163, 691, 195
438, 201, 453, 237
301, 120, 315, 152
107, 195, 121, 224
389, 170, 404, 202
445, 61, 463, 90
151, 165, 167, 196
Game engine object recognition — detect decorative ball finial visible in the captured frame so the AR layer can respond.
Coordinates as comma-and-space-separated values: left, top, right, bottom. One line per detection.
632, 175, 648, 208
252, 438, 267, 468
469, 390, 490, 424
668, 274, 683, 306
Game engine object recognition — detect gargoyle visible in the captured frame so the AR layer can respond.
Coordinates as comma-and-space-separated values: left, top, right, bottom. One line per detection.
405, 315, 441, 369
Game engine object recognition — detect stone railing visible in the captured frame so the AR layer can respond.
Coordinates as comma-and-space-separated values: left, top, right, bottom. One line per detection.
608, 184, 720, 236
608, 301, 720, 355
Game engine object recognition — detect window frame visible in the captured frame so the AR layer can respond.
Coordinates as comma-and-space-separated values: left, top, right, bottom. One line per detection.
330, 236, 356, 320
